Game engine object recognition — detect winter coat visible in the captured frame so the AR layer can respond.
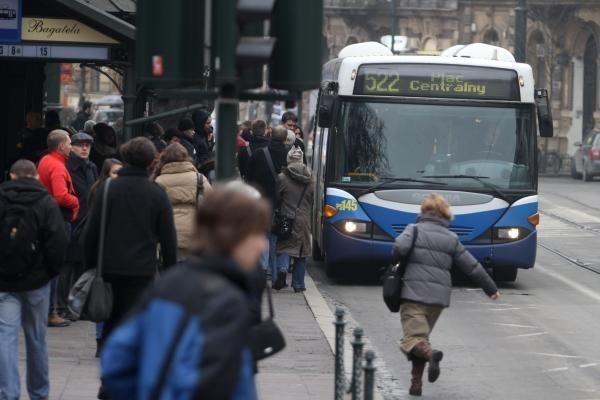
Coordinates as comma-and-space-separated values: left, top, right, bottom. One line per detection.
393, 214, 498, 307
238, 135, 270, 180
246, 138, 288, 205
37, 151, 80, 221
192, 132, 211, 165
154, 161, 212, 256
83, 166, 178, 277
72, 110, 91, 132
67, 153, 99, 223
0, 178, 68, 292
101, 257, 257, 400
276, 163, 314, 258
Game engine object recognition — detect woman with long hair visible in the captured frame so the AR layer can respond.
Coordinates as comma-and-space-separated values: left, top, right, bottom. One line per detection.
154, 143, 212, 261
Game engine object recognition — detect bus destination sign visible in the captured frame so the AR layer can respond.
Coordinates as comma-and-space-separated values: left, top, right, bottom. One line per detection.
354, 64, 520, 101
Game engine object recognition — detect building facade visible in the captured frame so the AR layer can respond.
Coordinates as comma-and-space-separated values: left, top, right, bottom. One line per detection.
324, 0, 600, 161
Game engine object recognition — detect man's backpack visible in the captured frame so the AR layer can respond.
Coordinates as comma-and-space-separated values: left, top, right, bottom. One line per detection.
0, 201, 40, 281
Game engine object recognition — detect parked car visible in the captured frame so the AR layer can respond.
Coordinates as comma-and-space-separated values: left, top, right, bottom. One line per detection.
93, 107, 123, 127
571, 130, 600, 181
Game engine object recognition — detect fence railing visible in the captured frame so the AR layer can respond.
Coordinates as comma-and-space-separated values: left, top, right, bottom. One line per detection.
334, 308, 377, 400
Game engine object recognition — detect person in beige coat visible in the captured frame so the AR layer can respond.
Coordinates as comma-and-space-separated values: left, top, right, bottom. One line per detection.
274, 147, 314, 292
154, 143, 212, 261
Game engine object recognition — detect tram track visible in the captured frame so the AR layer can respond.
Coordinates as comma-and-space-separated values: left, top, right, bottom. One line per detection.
538, 208, 600, 276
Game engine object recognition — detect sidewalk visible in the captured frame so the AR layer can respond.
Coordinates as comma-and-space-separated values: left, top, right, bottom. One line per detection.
17, 279, 334, 400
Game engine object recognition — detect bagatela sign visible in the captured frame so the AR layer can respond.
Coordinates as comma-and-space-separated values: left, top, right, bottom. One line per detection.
21, 17, 118, 44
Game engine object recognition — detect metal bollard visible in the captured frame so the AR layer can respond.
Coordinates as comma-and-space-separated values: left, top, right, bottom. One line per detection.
349, 327, 364, 400
363, 350, 376, 400
334, 308, 346, 400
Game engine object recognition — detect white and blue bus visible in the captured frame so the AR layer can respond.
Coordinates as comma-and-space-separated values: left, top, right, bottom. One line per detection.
311, 42, 553, 282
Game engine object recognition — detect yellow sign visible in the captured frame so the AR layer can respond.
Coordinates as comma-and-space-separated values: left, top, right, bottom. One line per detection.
21, 17, 118, 44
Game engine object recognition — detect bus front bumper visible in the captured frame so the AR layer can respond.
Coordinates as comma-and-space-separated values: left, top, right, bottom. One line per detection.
324, 225, 537, 270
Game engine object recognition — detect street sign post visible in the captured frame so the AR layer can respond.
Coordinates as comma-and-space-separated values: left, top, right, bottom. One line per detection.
0, 0, 21, 43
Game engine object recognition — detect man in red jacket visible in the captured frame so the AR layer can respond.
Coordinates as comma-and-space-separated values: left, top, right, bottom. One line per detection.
37, 129, 80, 327
38, 130, 79, 222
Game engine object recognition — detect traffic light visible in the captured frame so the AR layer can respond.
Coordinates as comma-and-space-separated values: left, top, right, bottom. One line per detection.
269, 0, 323, 91
136, 0, 205, 89
212, 0, 276, 91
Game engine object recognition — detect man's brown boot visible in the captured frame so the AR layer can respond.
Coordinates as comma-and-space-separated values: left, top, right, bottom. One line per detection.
412, 341, 444, 383
409, 358, 426, 396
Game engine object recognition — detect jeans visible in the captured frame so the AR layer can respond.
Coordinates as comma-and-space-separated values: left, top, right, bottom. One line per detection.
276, 255, 306, 290
260, 234, 279, 279
0, 284, 51, 400
268, 235, 278, 280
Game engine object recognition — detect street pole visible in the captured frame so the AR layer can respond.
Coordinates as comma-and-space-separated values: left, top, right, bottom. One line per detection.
514, 0, 527, 63
213, 0, 239, 181
390, 0, 397, 54
215, 97, 238, 180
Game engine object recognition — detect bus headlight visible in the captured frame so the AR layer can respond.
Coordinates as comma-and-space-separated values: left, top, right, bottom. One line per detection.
344, 221, 368, 234
495, 227, 522, 241
333, 220, 394, 241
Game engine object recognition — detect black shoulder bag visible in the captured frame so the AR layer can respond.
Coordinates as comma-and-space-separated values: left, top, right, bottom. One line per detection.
382, 225, 418, 313
251, 284, 286, 361
83, 178, 114, 322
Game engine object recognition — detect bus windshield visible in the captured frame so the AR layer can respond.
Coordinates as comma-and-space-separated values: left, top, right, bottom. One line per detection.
330, 100, 535, 191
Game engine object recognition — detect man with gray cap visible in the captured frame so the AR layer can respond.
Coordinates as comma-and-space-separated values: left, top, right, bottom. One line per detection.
68, 132, 98, 223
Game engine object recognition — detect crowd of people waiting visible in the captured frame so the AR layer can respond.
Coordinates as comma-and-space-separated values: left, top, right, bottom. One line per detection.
0, 105, 313, 400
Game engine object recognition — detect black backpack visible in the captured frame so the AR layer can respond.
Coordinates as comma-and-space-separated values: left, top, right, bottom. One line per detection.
0, 201, 40, 281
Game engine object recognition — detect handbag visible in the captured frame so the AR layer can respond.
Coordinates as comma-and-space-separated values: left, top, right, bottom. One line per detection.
382, 225, 418, 313
67, 178, 114, 322
263, 148, 308, 240
251, 284, 286, 361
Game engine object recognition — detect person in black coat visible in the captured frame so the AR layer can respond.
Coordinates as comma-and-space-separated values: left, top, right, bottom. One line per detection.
246, 125, 289, 205
0, 160, 68, 292
72, 101, 93, 132
100, 185, 271, 400
67, 132, 99, 224
163, 128, 197, 164
191, 109, 214, 163
238, 120, 270, 181
83, 137, 177, 372
0, 160, 68, 400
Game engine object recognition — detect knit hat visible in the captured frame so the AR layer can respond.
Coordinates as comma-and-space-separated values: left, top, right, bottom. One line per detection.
71, 132, 94, 145
178, 118, 195, 132
287, 146, 304, 164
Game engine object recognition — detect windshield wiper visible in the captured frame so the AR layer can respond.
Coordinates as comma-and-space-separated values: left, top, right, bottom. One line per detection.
358, 177, 447, 197
422, 174, 508, 201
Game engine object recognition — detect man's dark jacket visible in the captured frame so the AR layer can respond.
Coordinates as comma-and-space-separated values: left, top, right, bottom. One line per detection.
67, 153, 98, 223
83, 166, 177, 277
72, 110, 91, 132
238, 135, 270, 181
0, 178, 68, 292
246, 138, 287, 204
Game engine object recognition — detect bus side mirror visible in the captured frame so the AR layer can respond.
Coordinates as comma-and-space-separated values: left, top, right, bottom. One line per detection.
535, 89, 553, 138
317, 94, 337, 128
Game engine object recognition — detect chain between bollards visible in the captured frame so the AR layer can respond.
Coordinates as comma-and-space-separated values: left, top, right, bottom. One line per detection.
349, 327, 364, 400
334, 307, 346, 400
363, 350, 376, 400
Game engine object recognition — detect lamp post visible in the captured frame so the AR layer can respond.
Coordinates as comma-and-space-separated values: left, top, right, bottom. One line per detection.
515, 0, 527, 62
390, 0, 398, 54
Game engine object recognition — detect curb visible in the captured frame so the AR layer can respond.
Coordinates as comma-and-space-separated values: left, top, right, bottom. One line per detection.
303, 272, 384, 400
